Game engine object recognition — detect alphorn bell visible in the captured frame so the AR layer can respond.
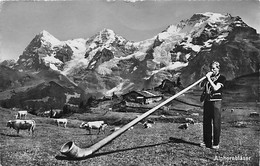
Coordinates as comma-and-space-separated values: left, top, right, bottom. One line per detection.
60, 76, 206, 159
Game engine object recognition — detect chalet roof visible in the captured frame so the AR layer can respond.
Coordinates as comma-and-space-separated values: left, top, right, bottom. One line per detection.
123, 90, 162, 98
137, 91, 156, 97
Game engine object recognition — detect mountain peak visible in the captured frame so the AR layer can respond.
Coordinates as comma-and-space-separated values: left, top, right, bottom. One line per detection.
189, 12, 226, 23
87, 28, 127, 48
98, 28, 116, 41
100, 28, 115, 34
199, 12, 225, 18
39, 30, 51, 35
38, 30, 62, 46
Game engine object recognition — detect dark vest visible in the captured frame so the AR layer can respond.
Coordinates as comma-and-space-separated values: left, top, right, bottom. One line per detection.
200, 74, 226, 102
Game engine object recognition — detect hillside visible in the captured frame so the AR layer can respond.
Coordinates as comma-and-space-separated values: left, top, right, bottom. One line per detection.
0, 99, 259, 165
0, 12, 259, 114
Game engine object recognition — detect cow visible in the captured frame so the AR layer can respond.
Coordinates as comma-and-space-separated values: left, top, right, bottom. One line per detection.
6, 120, 36, 135
54, 119, 68, 128
12, 107, 19, 111
50, 109, 63, 118
146, 119, 155, 124
185, 118, 195, 124
143, 121, 153, 128
249, 112, 259, 117
234, 121, 247, 128
160, 115, 166, 118
16, 111, 28, 119
110, 126, 134, 132
110, 126, 121, 132
178, 123, 189, 130
41, 110, 51, 117
80, 121, 107, 135
191, 113, 199, 116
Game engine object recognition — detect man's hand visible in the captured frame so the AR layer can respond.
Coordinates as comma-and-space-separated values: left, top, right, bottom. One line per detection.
206, 72, 213, 78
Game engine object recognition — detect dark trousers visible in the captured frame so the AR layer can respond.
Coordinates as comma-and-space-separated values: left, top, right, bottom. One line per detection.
203, 100, 222, 147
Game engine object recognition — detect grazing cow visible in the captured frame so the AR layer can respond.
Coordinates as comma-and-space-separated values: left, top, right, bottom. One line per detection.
146, 119, 155, 124
234, 121, 247, 128
54, 119, 68, 128
191, 113, 199, 116
143, 121, 152, 128
41, 110, 51, 117
50, 109, 63, 118
17, 111, 28, 119
12, 107, 19, 111
249, 112, 259, 117
160, 115, 166, 118
185, 118, 195, 124
6, 119, 36, 135
178, 123, 189, 130
80, 121, 107, 134
110, 126, 133, 132
110, 126, 121, 132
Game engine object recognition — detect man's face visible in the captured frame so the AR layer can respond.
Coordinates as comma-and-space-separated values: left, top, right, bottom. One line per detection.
211, 64, 219, 76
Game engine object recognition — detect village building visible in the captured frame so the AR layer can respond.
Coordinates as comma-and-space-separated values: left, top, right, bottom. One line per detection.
122, 90, 163, 104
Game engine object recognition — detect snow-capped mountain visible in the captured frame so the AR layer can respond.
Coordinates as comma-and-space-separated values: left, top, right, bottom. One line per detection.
13, 12, 260, 97
16, 30, 74, 71
63, 28, 140, 75
150, 12, 251, 69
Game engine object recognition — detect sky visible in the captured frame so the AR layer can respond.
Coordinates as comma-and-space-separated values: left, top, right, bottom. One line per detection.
0, 0, 259, 61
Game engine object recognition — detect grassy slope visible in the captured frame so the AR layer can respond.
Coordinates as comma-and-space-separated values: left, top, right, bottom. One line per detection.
0, 104, 259, 166
0, 71, 259, 166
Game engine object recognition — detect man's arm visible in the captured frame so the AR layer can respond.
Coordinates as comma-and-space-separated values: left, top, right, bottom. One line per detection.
206, 72, 222, 91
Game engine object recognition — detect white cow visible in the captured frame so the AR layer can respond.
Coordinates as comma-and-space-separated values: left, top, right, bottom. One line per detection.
17, 111, 28, 119
12, 107, 19, 111
80, 121, 107, 134
249, 112, 259, 117
7, 119, 36, 135
185, 118, 195, 124
160, 115, 166, 118
42, 110, 51, 117
143, 121, 152, 128
178, 123, 189, 130
50, 109, 63, 118
110, 126, 121, 132
191, 113, 199, 116
54, 119, 68, 128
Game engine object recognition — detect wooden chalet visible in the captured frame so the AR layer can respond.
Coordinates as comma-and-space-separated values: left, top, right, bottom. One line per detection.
122, 90, 163, 104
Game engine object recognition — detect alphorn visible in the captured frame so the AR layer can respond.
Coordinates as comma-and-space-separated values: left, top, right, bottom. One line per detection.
60, 76, 206, 158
